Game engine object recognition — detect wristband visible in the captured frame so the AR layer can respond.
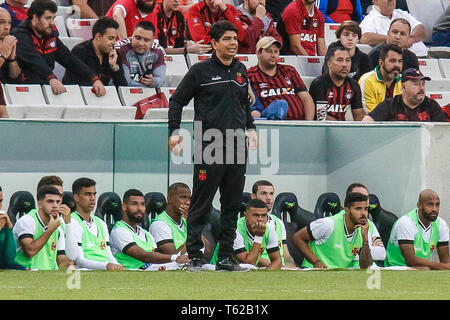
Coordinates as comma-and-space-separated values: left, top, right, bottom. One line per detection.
6, 58, 16, 63
253, 236, 263, 244
170, 254, 178, 262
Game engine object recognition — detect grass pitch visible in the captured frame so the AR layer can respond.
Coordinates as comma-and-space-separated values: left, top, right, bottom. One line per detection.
0, 270, 449, 300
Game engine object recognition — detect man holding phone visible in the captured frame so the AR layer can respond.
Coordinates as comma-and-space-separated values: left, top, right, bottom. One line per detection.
116, 20, 166, 88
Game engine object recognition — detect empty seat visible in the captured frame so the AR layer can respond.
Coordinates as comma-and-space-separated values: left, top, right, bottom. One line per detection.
7, 191, 35, 224
94, 192, 122, 232
56, 5, 79, 20
159, 87, 193, 108
426, 79, 450, 92
42, 84, 85, 105
429, 47, 450, 59
4, 84, 47, 105
59, 36, 84, 50
144, 192, 167, 223
66, 18, 98, 41
24, 105, 65, 119
324, 23, 340, 47
99, 106, 136, 120
313, 192, 342, 219
5, 105, 27, 119
164, 54, 189, 87
428, 92, 450, 107
118, 86, 157, 106
186, 53, 211, 68
143, 108, 169, 120
80, 85, 122, 106
297, 56, 324, 77
54, 15, 68, 37
62, 106, 102, 119
418, 59, 444, 79
439, 59, 450, 78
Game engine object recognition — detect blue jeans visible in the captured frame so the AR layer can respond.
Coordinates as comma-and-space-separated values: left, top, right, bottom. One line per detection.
261, 100, 288, 120
0, 263, 26, 270
432, 31, 450, 47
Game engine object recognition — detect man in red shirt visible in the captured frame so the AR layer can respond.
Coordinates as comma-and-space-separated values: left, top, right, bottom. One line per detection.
106, 0, 158, 39
187, 0, 245, 45
281, 0, 326, 56
248, 36, 315, 120
236, 0, 282, 53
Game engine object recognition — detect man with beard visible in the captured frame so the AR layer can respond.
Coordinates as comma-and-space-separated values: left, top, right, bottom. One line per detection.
292, 192, 373, 269
106, 0, 158, 39
309, 45, 365, 121
358, 43, 402, 113
110, 189, 189, 270
363, 68, 447, 122
385, 189, 450, 269
63, 17, 128, 87
13, 0, 105, 96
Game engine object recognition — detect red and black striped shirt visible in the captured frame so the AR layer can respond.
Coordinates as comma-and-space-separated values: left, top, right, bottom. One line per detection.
248, 63, 308, 120
156, 4, 186, 49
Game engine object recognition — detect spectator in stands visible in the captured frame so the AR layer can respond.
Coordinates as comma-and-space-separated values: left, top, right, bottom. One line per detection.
156, 0, 211, 54
0, 7, 22, 84
186, 0, 245, 45
236, 0, 282, 54
13, 186, 73, 270
110, 189, 189, 270
116, 21, 166, 88
0, 0, 27, 28
359, 0, 428, 57
322, 20, 372, 81
368, 18, 419, 71
211, 199, 282, 269
247, 37, 315, 120
281, 0, 326, 56
0, 186, 22, 270
106, 0, 158, 39
63, 17, 128, 87
432, 5, 450, 47
316, 0, 364, 23
442, 103, 450, 122
266, 0, 292, 23
0, 92, 8, 118
149, 183, 191, 255
293, 192, 373, 269
385, 189, 450, 269
362, 68, 448, 122
13, 0, 106, 96
65, 177, 125, 271
251, 180, 297, 268
358, 43, 402, 113
309, 45, 365, 121
70, 0, 116, 18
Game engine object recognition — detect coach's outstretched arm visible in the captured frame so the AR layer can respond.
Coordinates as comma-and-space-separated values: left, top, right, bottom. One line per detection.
292, 227, 327, 269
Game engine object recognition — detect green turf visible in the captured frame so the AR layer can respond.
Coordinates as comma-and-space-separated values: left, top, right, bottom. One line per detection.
0, 270, 449, 300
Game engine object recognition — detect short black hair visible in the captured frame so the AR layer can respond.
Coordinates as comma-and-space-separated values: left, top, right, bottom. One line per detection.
246, 198, 268, 211
325, 44, 349, 64
252, 180, 274, 195
37, 185, 61, 201
346, 183, 368, 195
167, 182, 190, 198
344, 192, 368, 208
72, 177, 96, 195
135, 21, 155, 33
92, 16, 119, 38
379, 43, 403, 61
27, 0, 57, 21
210, 20, 238, 42
37, 175, 63, 193
123, 189, 144, 203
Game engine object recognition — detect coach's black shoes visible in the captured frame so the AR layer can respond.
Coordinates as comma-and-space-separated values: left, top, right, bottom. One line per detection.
216, 258, 250, 272
187, 257, 209, 272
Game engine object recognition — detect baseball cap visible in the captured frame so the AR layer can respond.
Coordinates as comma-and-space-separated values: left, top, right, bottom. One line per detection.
256, 36, 282, 52
401, 68, 431, 82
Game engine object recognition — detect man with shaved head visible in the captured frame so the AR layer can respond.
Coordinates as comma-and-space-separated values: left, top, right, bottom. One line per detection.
385, 189, 450, 269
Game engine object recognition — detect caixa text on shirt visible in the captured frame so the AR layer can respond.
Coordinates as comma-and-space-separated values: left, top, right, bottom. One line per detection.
260, 87, 296, 98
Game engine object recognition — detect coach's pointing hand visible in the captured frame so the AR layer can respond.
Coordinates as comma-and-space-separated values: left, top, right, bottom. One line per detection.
169, 135, 183, 156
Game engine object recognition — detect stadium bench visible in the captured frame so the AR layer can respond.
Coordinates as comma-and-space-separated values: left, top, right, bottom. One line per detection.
66, 18, 98, 41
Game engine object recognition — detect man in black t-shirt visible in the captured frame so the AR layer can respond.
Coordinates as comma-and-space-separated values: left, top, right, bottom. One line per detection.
363, 68, 447, 122
309, 45, 365, 121
369, 18, 419, 72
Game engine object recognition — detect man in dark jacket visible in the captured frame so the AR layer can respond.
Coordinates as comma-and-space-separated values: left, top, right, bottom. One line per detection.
63, 17, 127, 87
13, 0, 105, 96
168, 21, 258, 272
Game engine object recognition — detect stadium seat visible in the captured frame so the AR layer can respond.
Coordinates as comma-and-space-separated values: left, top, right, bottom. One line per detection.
368, 194, 398, 249
425, 79, 450, 92
4, 84, 47, 105
5, 105, 27, 119
24, 105, 65, 119
186, 53, 211, 68
356, 44, 373, 55
428, 47, 450, 59
59, 36, 84, 50
234, 54, 258, 69
418, 59, 444, 79
42, 84, 85, 105
164, 54, 189, 87
159, 87, 194, 109
144, 192, 166, 224
301, 76, 315, 90
297, 56, 325, 77
428, 92, 450, 107
239, 192, 252, 218
324, 23, 340, 47
278, 55, 301, 75
118, 86, 157, 106
99, 106, 137, 120
438, 59, 450, 78
62, 191, 76, 213
313, 192, 342, 219
66, 18, 97, 41
143, 108, 169, 120
56, 5, 80, 20
7, 191, 35, 224
406, 0, 445, 42
62, 106, 102, 120
80, 86, 122, 106
54, 15, 68, 37
94, 192, 122, 232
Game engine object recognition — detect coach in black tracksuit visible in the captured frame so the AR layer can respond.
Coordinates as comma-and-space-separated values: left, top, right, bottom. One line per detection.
168, 21, 257, 272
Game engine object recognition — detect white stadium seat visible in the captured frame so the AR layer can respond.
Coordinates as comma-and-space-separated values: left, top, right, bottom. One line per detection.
164, 55, 189, 87
80, 86, 123, 106
186, 53, 211, 68
418, 59, 444, 79
234, 54, 258, 69
42, 84, 86, 105
324, 23, 340, 47
4, 84, 47, 105
62, 106, 102, 120
278, 55, 302, 75
356, 44, 373, 55
428, 47, 450, 59
301, 76, 315, 90
66, 18, 98, 41
99, 106, 137, 120
439, 59, 450, 78
24, 105, 65, 119
5, 105, 27, 119
118, 86, 157, 106
59, 36, 84, 50
54, 15, 68, 37
426, 79, 450, 92
143, 108, 169, 120
297, 56, 324, 77
56, 5, 80, 20
428, 92, 450, 107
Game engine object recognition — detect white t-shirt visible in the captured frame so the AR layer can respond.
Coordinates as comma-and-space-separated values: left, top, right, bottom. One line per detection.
13, 212, 65, 254
359, 6, 428, 56
233, 222, 279, 254
149, 219, 185, 245
268, 214, 287, 243
110, 221, 156, 255
389, 213, 449, 246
